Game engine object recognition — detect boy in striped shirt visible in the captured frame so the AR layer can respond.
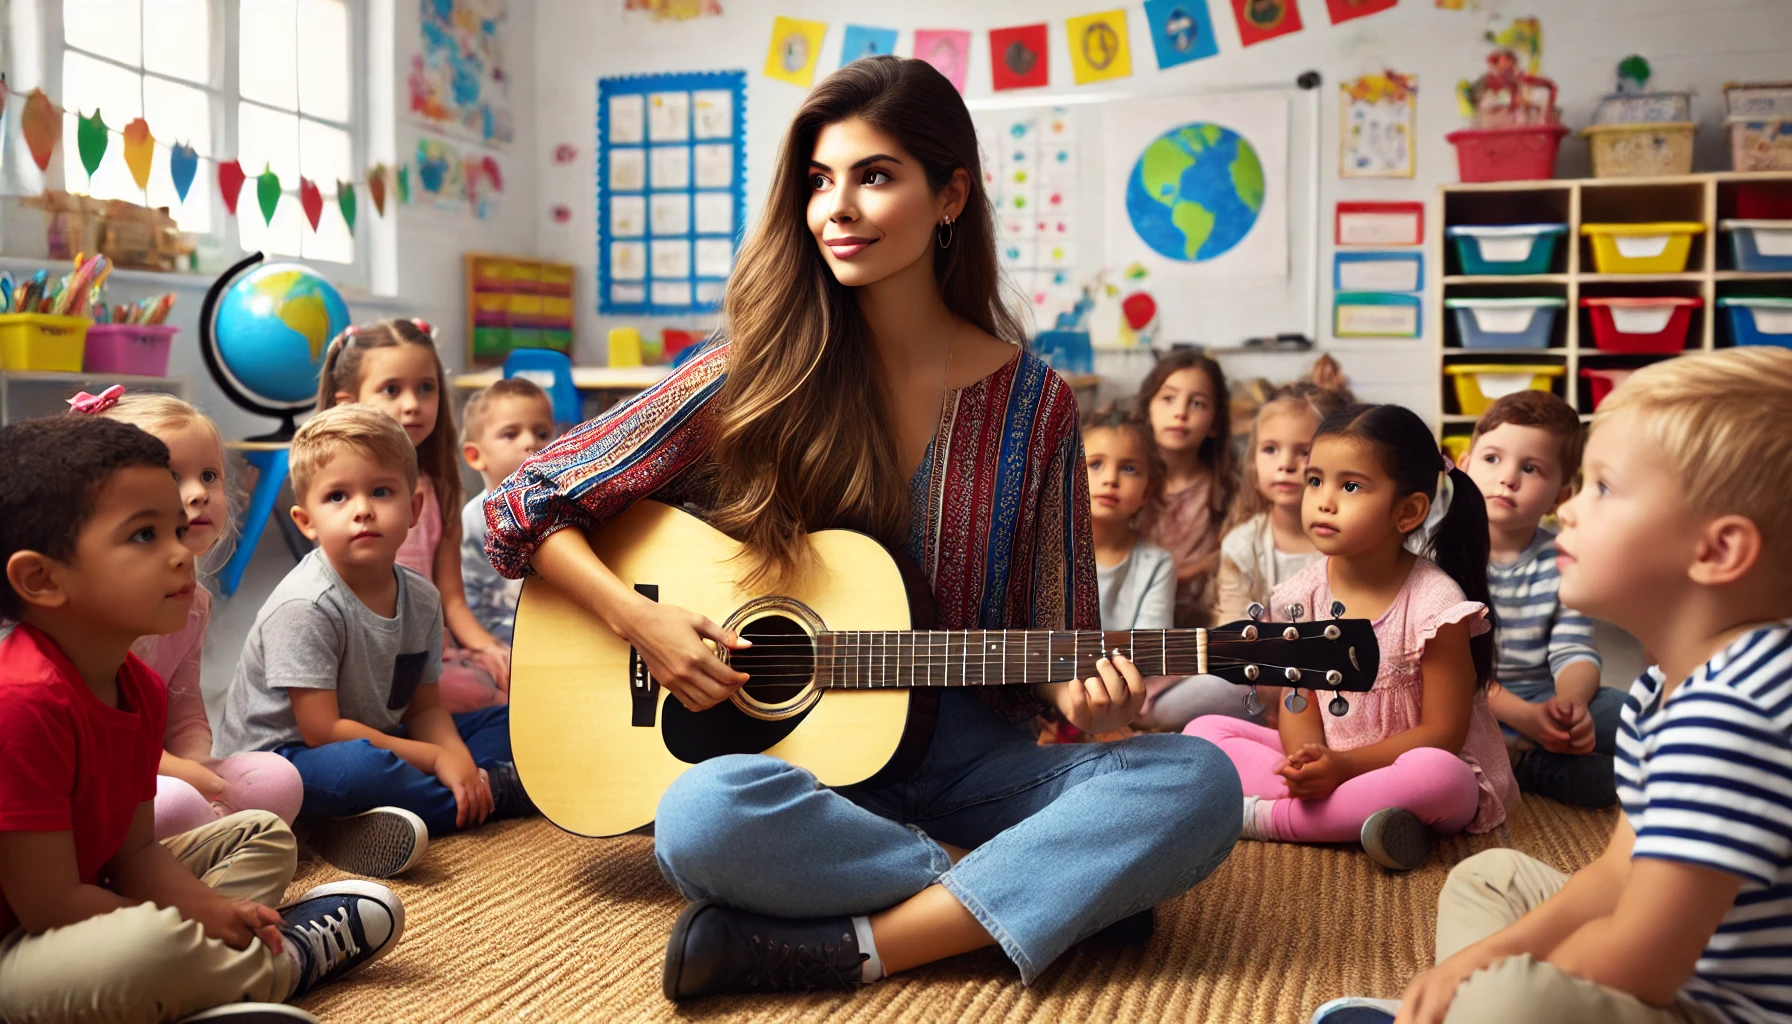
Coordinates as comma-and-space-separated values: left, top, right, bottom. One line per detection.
1387, 348, 1792, 1024
1458, 390, 1617, 808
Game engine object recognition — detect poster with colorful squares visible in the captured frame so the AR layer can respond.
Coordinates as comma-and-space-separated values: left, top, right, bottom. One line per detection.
598, 71, 747, 315
974, 107, 1079, 320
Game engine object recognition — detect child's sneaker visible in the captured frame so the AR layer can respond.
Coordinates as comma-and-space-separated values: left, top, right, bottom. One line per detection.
279, 881, 406, 1000
1310, 996, 1401, 1024
484, 760, 537, 819
312, 807, 426, 878
179, 1006, 319, 1023
1360, 807, 1432, 872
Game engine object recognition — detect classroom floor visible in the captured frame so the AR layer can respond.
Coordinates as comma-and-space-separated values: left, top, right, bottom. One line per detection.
290, 796, 1616, 1023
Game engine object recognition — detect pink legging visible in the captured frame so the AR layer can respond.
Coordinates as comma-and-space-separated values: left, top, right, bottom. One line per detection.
1184, 717, 1480, 842
153, 752, 304, 841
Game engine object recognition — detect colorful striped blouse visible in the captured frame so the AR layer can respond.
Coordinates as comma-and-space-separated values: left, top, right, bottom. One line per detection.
484, 342, 1100, 722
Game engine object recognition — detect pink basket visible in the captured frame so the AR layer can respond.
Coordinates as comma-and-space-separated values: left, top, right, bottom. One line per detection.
1447, 125, 1568, 183
82, 324, 177, 377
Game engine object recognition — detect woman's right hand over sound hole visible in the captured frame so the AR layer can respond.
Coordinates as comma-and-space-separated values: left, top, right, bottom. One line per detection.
620, 599, 752, 712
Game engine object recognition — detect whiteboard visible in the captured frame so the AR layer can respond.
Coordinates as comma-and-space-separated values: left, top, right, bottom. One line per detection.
969, 82, 1321, 350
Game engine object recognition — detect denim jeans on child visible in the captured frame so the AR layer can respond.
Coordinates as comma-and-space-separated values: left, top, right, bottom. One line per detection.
1502, 681, 1625, 808
276, 705, 514, 837
653, 689, 1243, 983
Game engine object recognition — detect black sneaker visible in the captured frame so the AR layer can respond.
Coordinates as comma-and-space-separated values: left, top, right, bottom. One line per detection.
663, 899, 863, 1001
1360, 807, 1433, 872
279, 881, 406, 1000
484, 760, 537, 820
312, 807, 427, 878
1514, 750, 1617, 809
1086, 907, 1155, 946
179, 1006, 318, 1023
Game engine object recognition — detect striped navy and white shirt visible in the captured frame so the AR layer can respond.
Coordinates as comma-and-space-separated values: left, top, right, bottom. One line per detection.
1616, 624, 1792, 1024
1489, 528, 1600, 696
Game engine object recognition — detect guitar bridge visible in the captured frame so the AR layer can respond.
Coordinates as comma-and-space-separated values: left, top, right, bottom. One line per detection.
630, 584, 659, 727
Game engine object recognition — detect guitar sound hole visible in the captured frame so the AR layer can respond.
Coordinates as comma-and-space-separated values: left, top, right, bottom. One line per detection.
734, 614, 812, 705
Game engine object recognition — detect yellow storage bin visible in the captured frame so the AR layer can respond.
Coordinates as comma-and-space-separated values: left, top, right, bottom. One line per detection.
1445, 363, 1565, 416
507, 294, 543, 316
1442, 435, 1472, 466
542, 296, 572, 319
0, 314, 90, 371
1580, 222, 1705, 273
473, 293, 509, 315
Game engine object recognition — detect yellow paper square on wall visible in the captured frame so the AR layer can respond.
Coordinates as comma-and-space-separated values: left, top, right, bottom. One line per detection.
764, 16, 828, 87
1066, 10, 1132, 84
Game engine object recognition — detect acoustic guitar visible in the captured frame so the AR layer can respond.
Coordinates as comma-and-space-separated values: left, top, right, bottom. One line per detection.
510, 500, 1381, 837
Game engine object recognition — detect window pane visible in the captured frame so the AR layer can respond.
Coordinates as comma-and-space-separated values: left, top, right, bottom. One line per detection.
297, 0, 350, 122
298, 120, 351, 186
238, 183, 303, 258
144, 77, 211, 232
65, 0, 141, 66
142, 0, 209, 83
239, 0, 297, 110
303, 181, 355, 264
237, 102, 298, 185
62, 51, 144, 202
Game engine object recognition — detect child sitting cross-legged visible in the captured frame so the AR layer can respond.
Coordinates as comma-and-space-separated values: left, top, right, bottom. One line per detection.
458, 377, 555, 648
1457, 390, 1617, 809
0, 414, 403, 1024
1317, 348, 1792, 1024
214, 404, 534, 881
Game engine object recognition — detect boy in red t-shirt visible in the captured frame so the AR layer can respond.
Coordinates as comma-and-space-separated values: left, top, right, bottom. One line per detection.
0, 414, 407, 1024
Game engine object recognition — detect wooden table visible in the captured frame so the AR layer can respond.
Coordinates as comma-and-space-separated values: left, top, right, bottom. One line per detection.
453, 365, 672, 391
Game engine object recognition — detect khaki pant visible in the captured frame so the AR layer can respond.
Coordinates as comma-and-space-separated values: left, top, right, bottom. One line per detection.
1436, 849, 1719, 1024
0, 810, 299, 1024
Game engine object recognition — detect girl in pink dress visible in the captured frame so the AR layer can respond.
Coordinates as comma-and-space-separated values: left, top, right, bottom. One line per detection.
317, 318, 508, 712
95, 392, 304, 840
1186, 403, 1517, 871
1135, 350, 1234, 628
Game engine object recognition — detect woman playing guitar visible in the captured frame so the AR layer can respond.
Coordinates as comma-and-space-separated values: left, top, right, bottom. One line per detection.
485, 56, 1242, 999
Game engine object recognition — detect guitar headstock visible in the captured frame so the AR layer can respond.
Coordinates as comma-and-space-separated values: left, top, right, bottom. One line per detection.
1202, 618, 1380, 693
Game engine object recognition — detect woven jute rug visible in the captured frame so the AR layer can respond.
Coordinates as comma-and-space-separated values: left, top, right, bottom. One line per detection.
292, 797, 1615, 1023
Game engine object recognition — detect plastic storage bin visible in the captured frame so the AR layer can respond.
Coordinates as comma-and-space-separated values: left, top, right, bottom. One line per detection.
1582, 123, 1696, 178
82, 325, 177, 376
1446, 224, 1567, 275
1582, 297, 1701, 353
1736, 183, 1792, 220
1725, 81, 1792, 119
1719, 220, 1792, 272
1728, 118, 1792, 172
1593, 91, 1693, 125
1442, 435, 1472, 465
1581, 222, 1705, 274
1446, 125, 1568, 182
1446, 297, 1565, 350
0, 314, 89, 372
1445, 363, 1565, 416
1718, 296, 1792, 349
1580, 367, 1636, 411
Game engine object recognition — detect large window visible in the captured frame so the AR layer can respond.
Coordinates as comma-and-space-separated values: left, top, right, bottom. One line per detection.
60, 0, 358, 265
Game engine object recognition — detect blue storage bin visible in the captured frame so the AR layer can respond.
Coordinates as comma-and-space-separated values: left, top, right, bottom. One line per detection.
1719, 220, 1792, 272
1718, 297, 1792, 348
1445, 224, 1568, 275
1445, 297, 1565, 350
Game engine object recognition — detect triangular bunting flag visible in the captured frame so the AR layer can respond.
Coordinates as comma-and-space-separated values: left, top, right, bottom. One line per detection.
77, 109, 109, 179
337, 180, 357, 234
169, 143, 198, 202
122, 118, 155, 190
257, 165, 281, 225
218, 159, 246, 215
298, 177, 323, 231
368, 164, 388, 216
21, 90, 59, 171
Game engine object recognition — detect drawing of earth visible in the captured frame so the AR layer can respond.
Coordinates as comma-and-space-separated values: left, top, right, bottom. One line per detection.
1125, 122, 1265, 262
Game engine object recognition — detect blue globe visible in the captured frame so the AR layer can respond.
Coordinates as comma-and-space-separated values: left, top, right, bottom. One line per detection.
212, 263, 351, 406
1125, 123, 1265, 262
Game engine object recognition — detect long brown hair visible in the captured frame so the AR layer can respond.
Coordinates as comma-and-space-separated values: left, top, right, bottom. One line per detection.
1133, 348, 1234, 520
1222, 381, 1353, 536
315, 318, 463, 519
707, 55, 1025, 588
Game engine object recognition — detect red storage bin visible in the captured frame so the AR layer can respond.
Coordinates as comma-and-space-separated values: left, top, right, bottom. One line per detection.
1581, 367, 1635, 411
1446, 125, 1568, 182
82, 324, 177, 376
1580, 296, 1700, 354
1735, 182, 1792, 220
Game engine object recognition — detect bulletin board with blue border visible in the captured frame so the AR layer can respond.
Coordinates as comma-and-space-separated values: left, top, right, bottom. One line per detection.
597, 70, 747, 316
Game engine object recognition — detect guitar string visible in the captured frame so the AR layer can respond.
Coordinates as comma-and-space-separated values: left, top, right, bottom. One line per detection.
728, 655, 1357, 684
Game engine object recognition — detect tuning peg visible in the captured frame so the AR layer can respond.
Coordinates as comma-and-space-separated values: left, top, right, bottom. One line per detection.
1285, 689, 1308, 714
1330, 600, 1346, 619
1244, 689, 1264, 717
1285, 602, 1305, 622
1242, 624, 1259, 641
1284, 667, 1302, 682
1283, 626, 1300, 642
1325, 670, 1343, 686
1324, 624, 1342, 640
1243, 664, 1260, 681
1247, 602, 1265, 621
1329, 693, 1351, 717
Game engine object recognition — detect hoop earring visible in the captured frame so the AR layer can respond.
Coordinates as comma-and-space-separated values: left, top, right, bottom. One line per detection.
937, 216, 954, 249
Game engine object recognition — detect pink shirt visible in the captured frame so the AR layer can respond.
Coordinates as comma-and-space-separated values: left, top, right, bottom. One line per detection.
396, 476, 444, 579
1139, 473, 1221, 628
1270, 557, 1518, 834
129, 585, 212, 759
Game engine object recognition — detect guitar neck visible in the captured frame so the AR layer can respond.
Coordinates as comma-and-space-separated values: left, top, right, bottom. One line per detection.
813, 628, 1214, 689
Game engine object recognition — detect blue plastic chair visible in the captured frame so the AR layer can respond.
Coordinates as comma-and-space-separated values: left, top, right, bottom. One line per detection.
502, 348, 581, 426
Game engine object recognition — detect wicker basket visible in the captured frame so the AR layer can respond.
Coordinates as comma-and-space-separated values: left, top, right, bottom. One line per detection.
1582, 123, 1696, 178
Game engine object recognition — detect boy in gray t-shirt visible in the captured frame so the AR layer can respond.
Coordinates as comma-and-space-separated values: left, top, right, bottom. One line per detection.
214, 404, 534, 879
457, 377, 554, 647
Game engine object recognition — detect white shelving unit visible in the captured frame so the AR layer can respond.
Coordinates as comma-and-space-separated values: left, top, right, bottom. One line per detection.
0, 370, 191, 424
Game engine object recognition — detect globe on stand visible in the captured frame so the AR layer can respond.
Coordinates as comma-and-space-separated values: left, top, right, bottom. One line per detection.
199, 252, 352, 441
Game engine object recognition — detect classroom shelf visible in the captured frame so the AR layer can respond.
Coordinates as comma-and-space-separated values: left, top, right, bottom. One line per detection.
0, 370, 190, 425
1431, 171, 1792, 434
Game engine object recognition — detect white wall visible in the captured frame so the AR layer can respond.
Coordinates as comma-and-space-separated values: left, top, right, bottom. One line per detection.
532, 0, 1792, 413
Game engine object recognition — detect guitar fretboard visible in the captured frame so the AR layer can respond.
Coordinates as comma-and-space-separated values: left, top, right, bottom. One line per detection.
813, 629, 1211, 689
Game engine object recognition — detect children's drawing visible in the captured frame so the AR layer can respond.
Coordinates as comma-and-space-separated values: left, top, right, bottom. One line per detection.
410, 0, 514, 144
1341, 71, 1417, 178
914, 30, 971, 93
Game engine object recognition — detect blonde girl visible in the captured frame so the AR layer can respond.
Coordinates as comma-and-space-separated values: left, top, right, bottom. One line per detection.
316, 317, 506, 712
1135, 349, 1234, 628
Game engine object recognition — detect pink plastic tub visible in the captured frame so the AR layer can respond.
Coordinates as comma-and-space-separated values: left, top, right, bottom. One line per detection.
82, 324, 177, 377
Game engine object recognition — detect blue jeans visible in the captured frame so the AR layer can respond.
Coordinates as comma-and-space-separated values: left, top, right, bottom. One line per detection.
653, 690, 1242, 983
276, 705, 514, 837
1498, 680, 1624, 754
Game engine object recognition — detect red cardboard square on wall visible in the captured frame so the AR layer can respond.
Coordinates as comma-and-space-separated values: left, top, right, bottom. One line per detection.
1327, 0, 1397, 24
990, 24, 1050, 91
1231, 0, 1304, 46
